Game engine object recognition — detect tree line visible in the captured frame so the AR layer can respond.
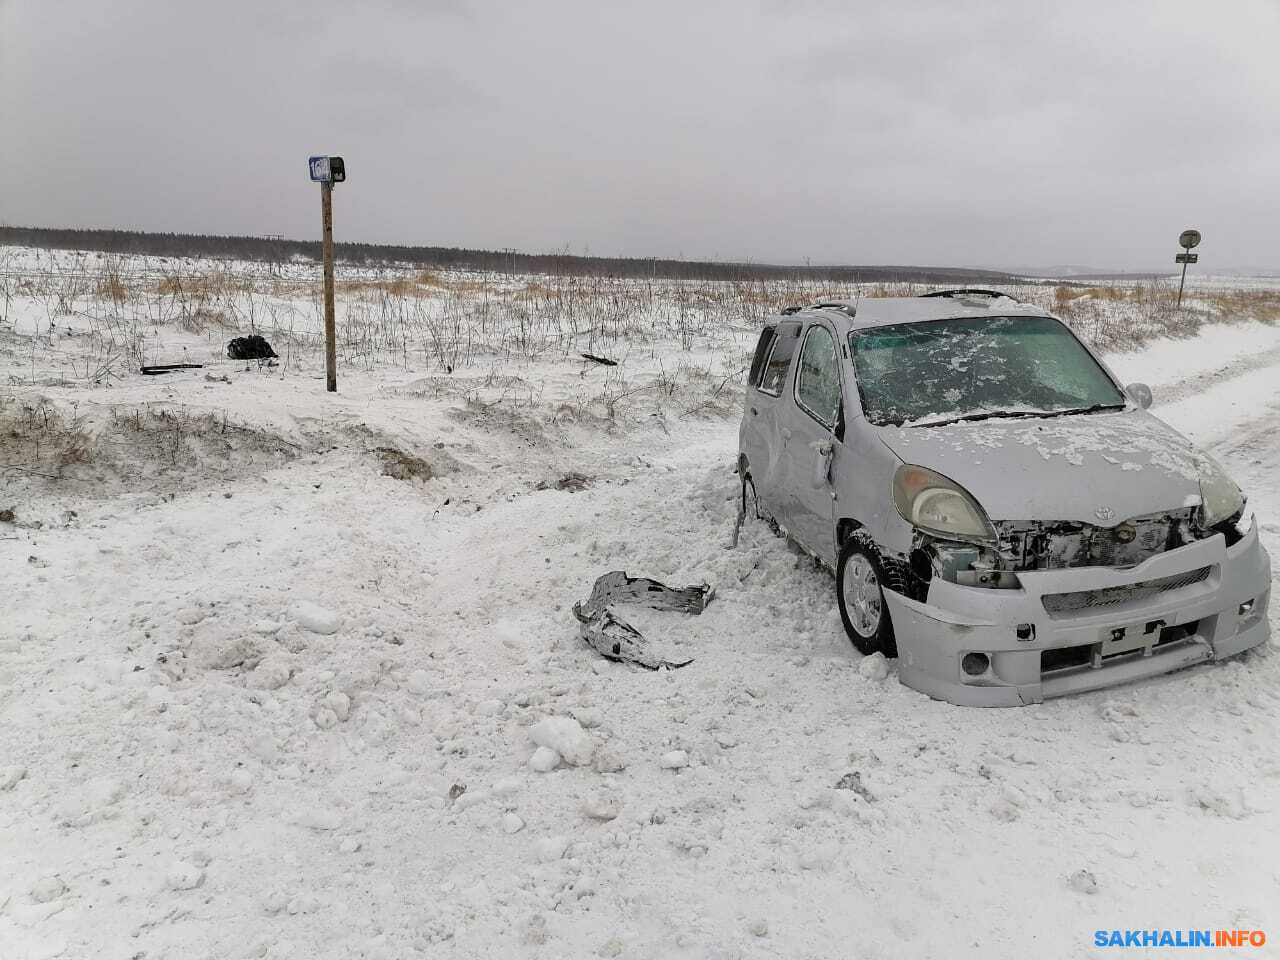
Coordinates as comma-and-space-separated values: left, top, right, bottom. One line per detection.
0, 225, 1021, 285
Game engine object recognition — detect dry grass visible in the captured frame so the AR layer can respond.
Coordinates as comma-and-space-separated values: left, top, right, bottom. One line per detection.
95, 270, 129, 306
155, 268, 250, 300
1202, 288, 1280, 324
8, 249, 1279, 402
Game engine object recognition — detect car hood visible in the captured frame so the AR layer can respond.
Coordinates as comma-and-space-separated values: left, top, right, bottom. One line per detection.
875, 409, 1205, 525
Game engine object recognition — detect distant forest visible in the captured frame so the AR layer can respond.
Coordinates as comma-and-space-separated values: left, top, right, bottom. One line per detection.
0, 225, 1024, 285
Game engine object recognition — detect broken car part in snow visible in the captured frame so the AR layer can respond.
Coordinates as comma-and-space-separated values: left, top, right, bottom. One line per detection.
226, 334, 278, 361
140, 363, 204, 375
536, 472, 593, 492
572, 571, 714, 670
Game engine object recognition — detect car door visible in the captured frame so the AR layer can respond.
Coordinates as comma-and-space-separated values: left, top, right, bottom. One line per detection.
776, 320, 844, 565
741, 320, 802, 519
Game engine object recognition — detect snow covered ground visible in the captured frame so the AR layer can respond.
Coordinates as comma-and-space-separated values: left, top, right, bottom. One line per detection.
2, 250, 1279, 959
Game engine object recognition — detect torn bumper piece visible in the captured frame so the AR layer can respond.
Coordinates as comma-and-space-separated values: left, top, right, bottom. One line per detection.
573, 571, 714, 670
885, 518, 1271, 707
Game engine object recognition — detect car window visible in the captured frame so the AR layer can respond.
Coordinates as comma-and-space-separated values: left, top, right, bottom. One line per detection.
758, 321, 800, 396
850, 314, 1125, 426
795, 324, 841, 427
747, 326, 776, 388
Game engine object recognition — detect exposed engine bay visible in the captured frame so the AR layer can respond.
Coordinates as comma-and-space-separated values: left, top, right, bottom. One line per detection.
897, 507, 1244, 598
992, 507, 1206, 570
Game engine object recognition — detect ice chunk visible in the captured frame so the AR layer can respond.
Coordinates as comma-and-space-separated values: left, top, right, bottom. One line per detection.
166, 861, 205, 891
30, 876, 67, 903
294, 601, 341, 636
583, 793, 621, 821
528, 716, 594, 766
0, 765, 27, 791
659, 750, 688, 770
503, 813, 526, 834
858, 653, 890, 681
533, 836, 570, 862
529, 746, 560, 772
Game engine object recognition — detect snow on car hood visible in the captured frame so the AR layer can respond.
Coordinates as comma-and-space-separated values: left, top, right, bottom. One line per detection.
876, 409, 1204, 525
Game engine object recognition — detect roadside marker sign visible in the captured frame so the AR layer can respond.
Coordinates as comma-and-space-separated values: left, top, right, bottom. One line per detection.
308, 155, 347, 391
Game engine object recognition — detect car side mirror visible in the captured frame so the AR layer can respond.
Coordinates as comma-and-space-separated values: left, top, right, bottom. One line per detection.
1125, 382, 1153, 409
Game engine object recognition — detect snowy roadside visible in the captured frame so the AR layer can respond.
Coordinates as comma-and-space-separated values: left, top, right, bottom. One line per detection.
3, 286, 1280, 959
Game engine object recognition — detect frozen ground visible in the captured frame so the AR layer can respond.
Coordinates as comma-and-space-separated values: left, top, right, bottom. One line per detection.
2, 250, 1279, 959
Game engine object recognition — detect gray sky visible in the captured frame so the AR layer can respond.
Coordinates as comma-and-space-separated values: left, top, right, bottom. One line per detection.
2, 0, 1278, 271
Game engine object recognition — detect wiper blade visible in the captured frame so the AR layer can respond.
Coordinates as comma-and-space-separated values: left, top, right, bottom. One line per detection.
908, 409, 1051, 428
908, 402, 1127, 428
1035, 402, 1127, 418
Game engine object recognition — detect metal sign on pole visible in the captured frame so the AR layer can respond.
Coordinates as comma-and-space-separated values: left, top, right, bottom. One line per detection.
309, 155, 346, 392
1175, 228, 1200, 308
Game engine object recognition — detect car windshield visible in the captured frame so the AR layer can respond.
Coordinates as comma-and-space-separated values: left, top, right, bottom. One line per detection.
850, 314, 1126, 427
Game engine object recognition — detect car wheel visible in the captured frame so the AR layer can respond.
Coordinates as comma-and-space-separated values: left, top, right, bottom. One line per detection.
836, 536, 898, 657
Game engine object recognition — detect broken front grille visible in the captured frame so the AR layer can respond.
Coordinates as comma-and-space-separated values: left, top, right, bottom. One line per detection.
1041, 566, 1212, 617
994, 509, 1199, 571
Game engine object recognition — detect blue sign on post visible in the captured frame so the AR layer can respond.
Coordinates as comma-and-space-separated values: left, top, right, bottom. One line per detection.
309, 156, 331, 182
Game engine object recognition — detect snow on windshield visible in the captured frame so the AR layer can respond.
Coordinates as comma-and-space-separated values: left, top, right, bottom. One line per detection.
850, 315, 1126, 426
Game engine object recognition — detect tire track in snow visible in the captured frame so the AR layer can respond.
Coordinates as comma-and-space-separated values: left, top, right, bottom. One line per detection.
1150, 339, 1280, 405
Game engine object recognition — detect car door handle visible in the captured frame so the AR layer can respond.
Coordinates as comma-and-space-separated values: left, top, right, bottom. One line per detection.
750, 406, 758, 416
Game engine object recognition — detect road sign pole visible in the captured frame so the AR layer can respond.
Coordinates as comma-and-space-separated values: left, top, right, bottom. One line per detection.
321, 180, 337, 392
1174, 229, 1201, 310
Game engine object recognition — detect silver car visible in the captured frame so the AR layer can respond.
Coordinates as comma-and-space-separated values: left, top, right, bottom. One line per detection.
738, 290, 1271, 706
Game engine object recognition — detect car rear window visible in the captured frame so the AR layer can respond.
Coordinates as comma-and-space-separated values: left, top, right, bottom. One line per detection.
747, 326, 776, 388
757, 321, 801, 396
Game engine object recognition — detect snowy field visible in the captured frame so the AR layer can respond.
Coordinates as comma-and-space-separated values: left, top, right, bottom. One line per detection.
2, 247, 1280, 959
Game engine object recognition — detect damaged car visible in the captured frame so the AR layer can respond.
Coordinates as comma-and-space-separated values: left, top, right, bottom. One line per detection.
738, 289, 1271, 706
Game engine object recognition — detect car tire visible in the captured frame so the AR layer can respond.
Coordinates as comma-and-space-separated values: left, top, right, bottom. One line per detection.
836, 535, 898, 657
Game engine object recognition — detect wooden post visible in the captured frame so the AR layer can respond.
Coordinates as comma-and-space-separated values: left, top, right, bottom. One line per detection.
321, 180, 337, 392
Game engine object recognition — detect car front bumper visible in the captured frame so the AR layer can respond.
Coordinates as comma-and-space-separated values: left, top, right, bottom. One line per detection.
885, 517, 1272, 707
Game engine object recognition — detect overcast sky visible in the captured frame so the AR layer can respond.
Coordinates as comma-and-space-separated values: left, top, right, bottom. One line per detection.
2, 0, 1278, 271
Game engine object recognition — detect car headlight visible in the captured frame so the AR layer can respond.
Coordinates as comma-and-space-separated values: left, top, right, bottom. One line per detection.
893, 464, 996, 542
1197, 456, 1245, 527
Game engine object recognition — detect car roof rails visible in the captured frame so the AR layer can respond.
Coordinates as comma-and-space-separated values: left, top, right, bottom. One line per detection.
780, 301, 857, 317
922, 288, 1010, 300
811, 302, 857, 316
